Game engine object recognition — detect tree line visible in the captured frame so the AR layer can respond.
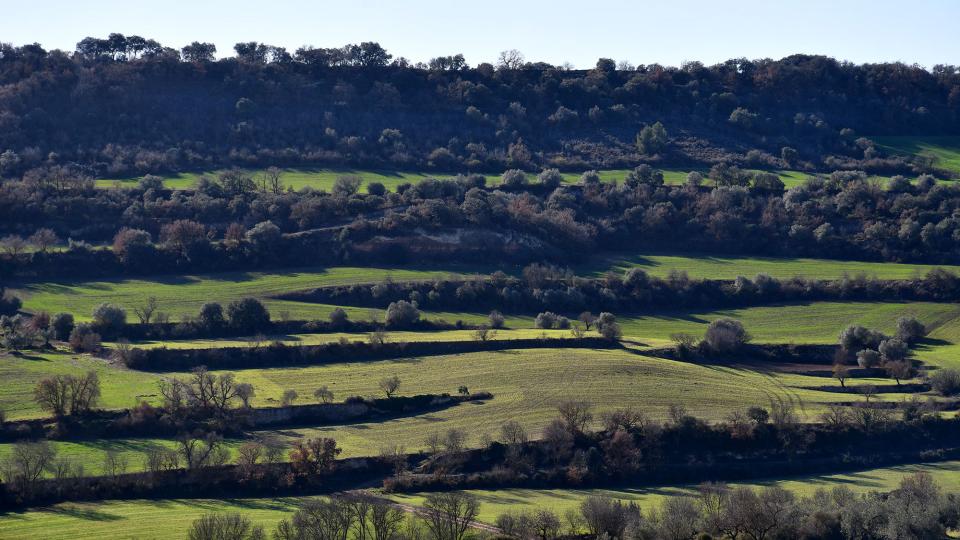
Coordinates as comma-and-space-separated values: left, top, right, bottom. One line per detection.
3, 37, 958, 178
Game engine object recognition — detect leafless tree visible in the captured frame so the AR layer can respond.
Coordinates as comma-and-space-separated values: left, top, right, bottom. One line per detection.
28, 228, 59, 253
134, 296, 159, 324
422, 492, 480, 540
188, 513, 263, 540
557, 400, 593, 434
314, 385, 334, 403
378, 375, 401, 398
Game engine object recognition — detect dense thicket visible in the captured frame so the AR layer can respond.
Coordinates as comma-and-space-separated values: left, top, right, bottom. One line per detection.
4, 169, 960, 273
1, 36, 959, 177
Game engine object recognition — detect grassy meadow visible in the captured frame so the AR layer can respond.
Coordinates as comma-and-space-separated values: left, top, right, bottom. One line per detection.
93, 167, 818, 191
0, 345, 912, 468
873, 136, 960, 176
5, 460, 960, 539
390, 460, 960, 524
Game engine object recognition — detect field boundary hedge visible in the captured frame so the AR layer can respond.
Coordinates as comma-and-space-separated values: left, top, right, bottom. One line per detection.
125, 337, 618, 371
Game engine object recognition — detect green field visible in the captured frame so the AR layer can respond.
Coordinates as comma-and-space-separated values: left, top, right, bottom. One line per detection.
0, 345, 910, 470
11, 266, 503, 322
390, 460, 960, 524
5, 459, 960, 539
582, 252, 960, 280
0, 496, 306, 540
94, 167, 819, 191
873, 136, 960, 176
7, 298, 947, 421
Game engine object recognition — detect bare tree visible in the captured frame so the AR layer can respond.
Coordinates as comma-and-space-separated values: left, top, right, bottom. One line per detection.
557, 400, 593, 435
0, 234, 27, 258
134, 296, 159, 324
496, 49, 525, 70
28, 228, 59, 253
235, 442, 264, 480
188, 513, 263, 540
422, 492, 480, 540
178, 431, 229, 469
0, 441, 56, 496
833, 363, 850, 388
281, 389, 299, 407
378, 375, 401, 398
370, 500, 406, 540
500, 420, 528, 445
314, 385, 334, 403
236, 383, 256, 408
473, 325, 495, 342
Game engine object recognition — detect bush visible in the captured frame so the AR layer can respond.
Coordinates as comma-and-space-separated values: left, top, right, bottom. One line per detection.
535, 311, 558, 329
385, 300, 420, 328
704, 318, 750, 353
198, 303, 225, 331
856, 349, 881, 368
51, 313, 74, 341
537, 168, 563, 190
69, 323, 101, 352
500, 169, 527, 187
896, 316, 927, 343
226, 298, 271, 334
329, 307, 349, 328
930, 369, 960, 396
879, 338, 909, 362
488, 310, 505, 329
367, 182, 386, 196
839, 325, 885, 351
0, 288, 22, 316
91, 303, 127, 338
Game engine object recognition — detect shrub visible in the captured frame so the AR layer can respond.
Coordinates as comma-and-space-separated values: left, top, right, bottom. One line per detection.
92, 303, 127, 338
367, 182, 386, 196
879, 338, 909, 363
226, 298, 270, 334
579, 170, 602, 185
69, 323, 101, 352
198, 303, 225, 331
385, 300, 420, 328
930, 369, 960, 396
535, 311, 558, 329
599, 322, 622, 341
896, 316, 927, 343
704, 318, 750, 353
244, 220, 282, 251
857, 349, 881, 368
537, 168, 563, 189
51, 313, 74, 341
329, 307, 349, 328
488, 310, 505, 329
839, 325, 885, 351
501, 169, 527, 187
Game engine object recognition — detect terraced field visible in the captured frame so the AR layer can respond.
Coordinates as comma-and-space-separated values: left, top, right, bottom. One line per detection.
390, 460, 960, 524
12, 266, 501, 322
585, 253, 960, 280
5, 459, 960, 539
0, 346, 910, 471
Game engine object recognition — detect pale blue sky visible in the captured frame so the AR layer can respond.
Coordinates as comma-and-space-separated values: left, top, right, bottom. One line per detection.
3, 0, 958, 68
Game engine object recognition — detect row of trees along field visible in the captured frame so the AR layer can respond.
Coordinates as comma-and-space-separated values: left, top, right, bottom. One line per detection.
3, 169, 960, 277
1, 36, 959, 178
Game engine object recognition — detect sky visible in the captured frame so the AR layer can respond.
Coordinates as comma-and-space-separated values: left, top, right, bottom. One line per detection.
3, 0, 959, 69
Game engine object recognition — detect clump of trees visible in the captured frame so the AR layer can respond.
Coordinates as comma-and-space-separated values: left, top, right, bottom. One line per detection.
33, 371, 101, 417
